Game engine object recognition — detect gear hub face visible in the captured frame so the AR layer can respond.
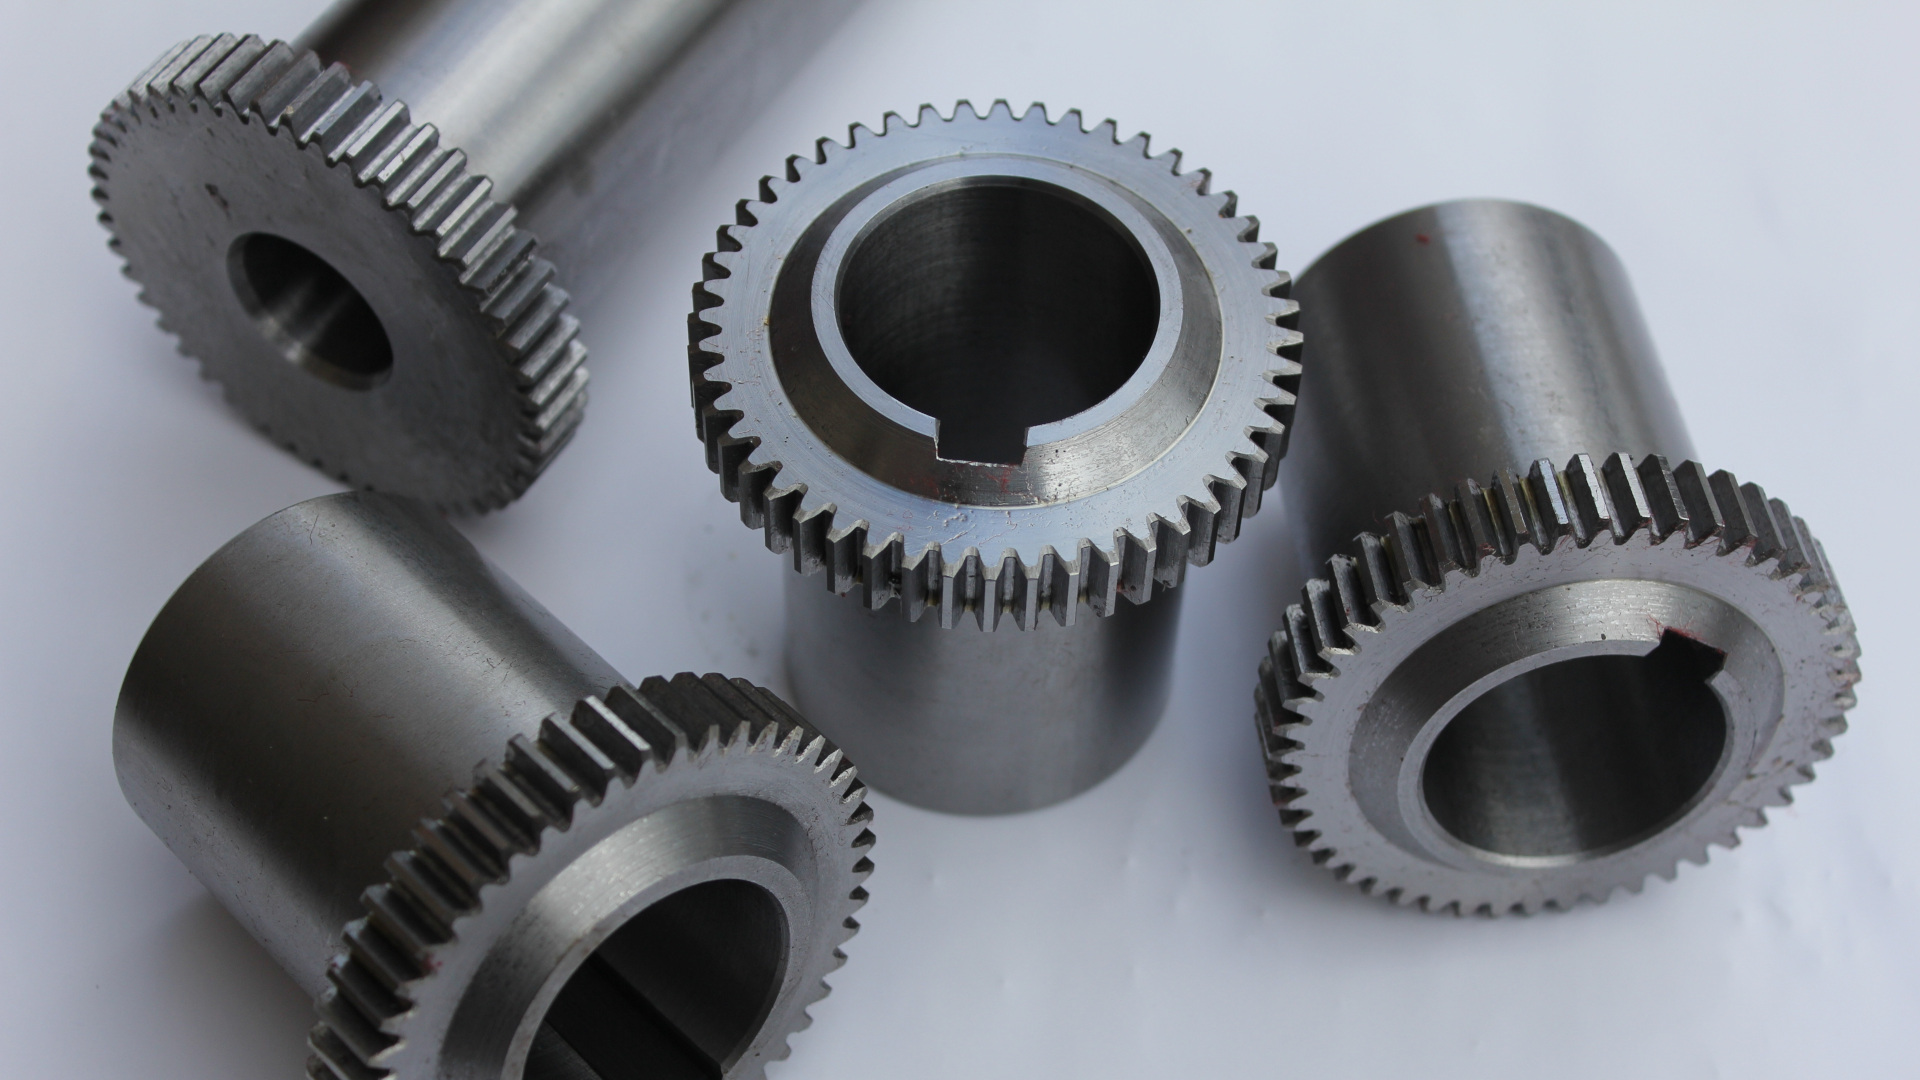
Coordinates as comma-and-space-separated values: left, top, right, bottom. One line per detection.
114, 493, 873, 1078
91, 0, 858, 510
692, 102, 1301, 813
1259, 200, 1860, 913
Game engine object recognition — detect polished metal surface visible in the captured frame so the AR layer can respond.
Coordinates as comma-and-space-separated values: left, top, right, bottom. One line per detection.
691, 102, 1301, 812
1259, 200, 1860, 913
785, 571, 1182, 814
91, 0, 857, 510
115, 492, 874, 1078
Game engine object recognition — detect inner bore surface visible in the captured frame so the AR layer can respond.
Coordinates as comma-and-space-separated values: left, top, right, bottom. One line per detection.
1422, 631, 1729, 859
526, 879, 787, 1080
227, 232, 394, 390
837, 180, 1159, 465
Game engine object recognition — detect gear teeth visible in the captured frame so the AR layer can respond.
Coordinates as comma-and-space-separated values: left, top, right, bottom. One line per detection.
1706, 468, 1755, 553
306, 679, 870, 1078
1562, 453, 1614, 545
1633, 455, 1690, 542
859, 533, 904, 611
1259, 452, 1860, 914
690, 103, 1288, 627
1383, 511, 1439, 592
92, 35, 587, 511
1601, 452, 1654, 539
1452, 478, 1505, 567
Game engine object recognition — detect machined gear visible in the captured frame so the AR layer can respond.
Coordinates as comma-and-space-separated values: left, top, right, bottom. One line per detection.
308, 675, 873, 1079
115, 493, 872, 1079
1258, 453, 1859, 914
91, 33, 587, 511
691, 101, 1301, 629
1261, 199, 1862, 913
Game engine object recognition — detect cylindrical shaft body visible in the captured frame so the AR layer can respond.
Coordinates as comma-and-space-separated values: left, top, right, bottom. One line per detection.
1284, 199, 1693, 581
785, 579, 1184, 815
114, 493, 620, 995
299, 0, 857, 310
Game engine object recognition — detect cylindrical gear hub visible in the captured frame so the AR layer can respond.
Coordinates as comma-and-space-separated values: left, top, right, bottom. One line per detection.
115, 492, 874, 1078
90, 0, 857, 510
1259, 199, 1860, 913
692, 102, 1301, 813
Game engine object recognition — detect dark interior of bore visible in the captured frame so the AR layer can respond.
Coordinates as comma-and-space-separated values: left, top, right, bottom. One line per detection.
1421, 631, 1729, 859
837, 181, 1160, 465
227, 232, 394, 390
526, 879, 786, 1080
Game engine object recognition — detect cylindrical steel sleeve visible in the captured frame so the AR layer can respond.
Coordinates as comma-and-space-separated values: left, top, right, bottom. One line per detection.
113, 492, 621, 994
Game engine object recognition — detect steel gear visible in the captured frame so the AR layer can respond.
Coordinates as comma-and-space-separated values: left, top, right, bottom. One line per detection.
691, 100, 1300, 628
309, 676, 873, 1080
115, 493, 873, 1079
1258, 453, 1858, 914
689, 101, 1299, 812
1259, 199, 1860, 913
92, 33, 587, 511
91, 0, 858, 510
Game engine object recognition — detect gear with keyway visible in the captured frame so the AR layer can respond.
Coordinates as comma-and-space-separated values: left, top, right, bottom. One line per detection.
691, 101, 1301, 628
306, 674, 874, 1080
1258, 453, 1860, 915
91, 33, 588, 511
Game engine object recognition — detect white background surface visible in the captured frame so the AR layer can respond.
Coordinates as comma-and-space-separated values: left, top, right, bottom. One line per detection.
2, 1, 1914, 1076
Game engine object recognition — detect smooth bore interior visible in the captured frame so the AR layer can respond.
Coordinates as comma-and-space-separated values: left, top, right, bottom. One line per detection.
837, 180, 1159, 465
227, 232, 393, 390
525, 879, 787, 1080
1421, 631, 1729, 859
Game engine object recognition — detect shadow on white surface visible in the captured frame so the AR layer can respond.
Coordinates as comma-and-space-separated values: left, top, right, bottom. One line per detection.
146, 894, 314, 1075
3, 0, 1914, 1078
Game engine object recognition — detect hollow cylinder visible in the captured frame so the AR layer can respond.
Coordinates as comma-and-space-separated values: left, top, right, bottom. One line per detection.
92, 0, 859, 509
115, 492, 872, 1079
115, 493, 620, 987
1258, 199, 1859, 914
1284, 199, 1694, 578
686, 104, 1298, 815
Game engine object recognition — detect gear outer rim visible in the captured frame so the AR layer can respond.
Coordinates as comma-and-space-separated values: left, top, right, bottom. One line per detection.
1257, 451, 1860, 915
89, 33, 590, 513
304, 674, 875, 1080
690, 101, 1302, 629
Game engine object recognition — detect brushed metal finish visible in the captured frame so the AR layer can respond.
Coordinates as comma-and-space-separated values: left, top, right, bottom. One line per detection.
92, 0, 859, 508
116, 492, 618, 989
690, 104, 1300, 813
785, 574, 1183, 815
115, 493, 873, 1078
1257, 200, 1860, 913
1285, 199, 1693, 582
300, 0, 855, 311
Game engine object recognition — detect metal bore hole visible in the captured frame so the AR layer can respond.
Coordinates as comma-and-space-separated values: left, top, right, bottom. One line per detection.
1421, 631, 1730, 859
838, 180, 1159, 465
526, 879, 788, 1080
227, 232, 393, 390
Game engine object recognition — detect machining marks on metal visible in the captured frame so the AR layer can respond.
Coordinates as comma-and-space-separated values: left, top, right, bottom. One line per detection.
691, 101, 1301, 628
90, 34, 588, 511
1257, 453, 1859, 915
307, 674, 874, 1080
